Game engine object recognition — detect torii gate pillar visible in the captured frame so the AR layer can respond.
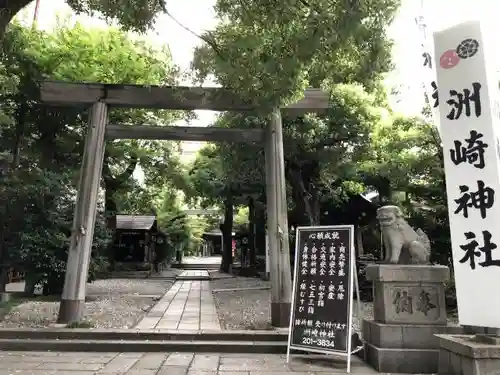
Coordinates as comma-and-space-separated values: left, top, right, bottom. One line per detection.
265, 108, 293, 327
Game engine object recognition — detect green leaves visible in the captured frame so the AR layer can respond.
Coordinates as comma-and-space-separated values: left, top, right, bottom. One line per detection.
193, 0, 400, 108
156, 190, 213, 255
65, 0, 167, 33
0, 21, 187, 289
186, 0, 403, 226
0, 168, 111, 289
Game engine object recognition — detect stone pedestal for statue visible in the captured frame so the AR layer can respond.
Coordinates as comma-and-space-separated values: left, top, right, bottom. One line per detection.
436, 332, 500, 374
362, 264, 461, 374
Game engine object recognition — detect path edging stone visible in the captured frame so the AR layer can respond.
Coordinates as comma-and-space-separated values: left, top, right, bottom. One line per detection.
0, 328, 288, 341
0, 339, 288, 353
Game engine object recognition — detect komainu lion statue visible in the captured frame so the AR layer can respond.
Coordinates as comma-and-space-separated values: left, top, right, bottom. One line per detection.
377, 205, 431, 265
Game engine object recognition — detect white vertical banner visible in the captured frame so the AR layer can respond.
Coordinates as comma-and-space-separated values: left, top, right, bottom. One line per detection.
434, 20, 500, 328
415, 13, 441, 135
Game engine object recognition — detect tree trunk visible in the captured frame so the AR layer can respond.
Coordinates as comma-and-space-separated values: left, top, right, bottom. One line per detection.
248, 196, 256, 271
23, 277, 36, 295
0, 0, 33, 40
4, 101, 27, 288
0, 239, 7, 293
220, 190, 233, 273
102, 154, 138, 269
356, 225, 364, 257
287, 163, 321, 226
287, 171, 308, 225
255, 198, 266, 270
11, 101, 27, 169
102, 153, 138, 216
104, 188, 118, 214
0, 269, 8, 293
377, 177, 392, 204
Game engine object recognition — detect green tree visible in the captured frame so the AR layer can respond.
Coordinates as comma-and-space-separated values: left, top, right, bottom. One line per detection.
0, 22, 185, 292
188, 0, 402, 243
34, 23, 186, 218
186, 144, 226, 208
190, 84, 383, 227
283, 84, 382, 225
156, 189, 211, 258
186, 143, 233, 271
233, 207, 249, 231
193, 0, 400, 108
0, 0, 168, 39
360, 112, 448, 263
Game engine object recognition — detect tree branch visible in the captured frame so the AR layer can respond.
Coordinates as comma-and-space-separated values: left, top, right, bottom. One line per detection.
313, 136, 350, 150
162, 6, 227, 63
0, 0, 33, 39
103, 152, 139, 188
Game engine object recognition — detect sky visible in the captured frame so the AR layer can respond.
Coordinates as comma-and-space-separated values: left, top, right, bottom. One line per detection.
15, 0, 500, 165
388, 0, 500, 115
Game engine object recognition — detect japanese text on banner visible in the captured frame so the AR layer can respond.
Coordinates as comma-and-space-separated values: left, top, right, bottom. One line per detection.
434, 20, 500, 328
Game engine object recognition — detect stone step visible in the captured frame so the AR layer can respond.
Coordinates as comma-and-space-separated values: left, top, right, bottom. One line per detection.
171, 264, 220, 270
0, 328, 288, 342
175, 276, 211, 281
0, 339, 287, 353
175, 270, 210, 281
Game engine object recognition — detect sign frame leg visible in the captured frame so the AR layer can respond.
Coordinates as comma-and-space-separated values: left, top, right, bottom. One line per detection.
346, 233, 356, 374
286, 226, 301, 364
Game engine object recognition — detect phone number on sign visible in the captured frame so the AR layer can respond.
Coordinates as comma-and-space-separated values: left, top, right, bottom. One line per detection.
301, 337, 335, 348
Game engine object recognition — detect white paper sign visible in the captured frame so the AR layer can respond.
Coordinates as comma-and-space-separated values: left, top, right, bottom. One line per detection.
415, 14, 441, 134
434, 20, 500, 328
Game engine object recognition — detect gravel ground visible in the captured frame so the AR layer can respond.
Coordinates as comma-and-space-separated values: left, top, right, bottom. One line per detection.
213, 288, 373, 331
0, 279, 174, 329
212, 276, 459, 331
210, 274, 270, 290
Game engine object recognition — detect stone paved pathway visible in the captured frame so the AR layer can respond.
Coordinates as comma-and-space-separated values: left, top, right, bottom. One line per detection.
135, 280, 220, 331
182, 255, 222, 265
176, 270, 210, 280
0, 351, 380, 374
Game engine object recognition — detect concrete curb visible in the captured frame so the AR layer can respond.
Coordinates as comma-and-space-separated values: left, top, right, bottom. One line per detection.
209, 275, 235, 280
212, 286, 270, 293
0, 339, 288, 353
171, 264, 220, 270
0, 328, 288, 342
147, 276, 177, 280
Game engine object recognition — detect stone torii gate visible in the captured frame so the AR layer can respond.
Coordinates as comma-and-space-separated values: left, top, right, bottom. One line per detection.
39, 81, 330, 327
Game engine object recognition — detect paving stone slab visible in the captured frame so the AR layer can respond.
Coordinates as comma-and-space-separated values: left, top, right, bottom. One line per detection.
0, 351, 380, 374
191, 354, 221, 369
156, 323, 179, 329
99, 354, 140, 373
157, 366, 190, 375
135, 317, 161, 329
126, 370, 160, 375
132, 353, 169, 369
38, 362, 104, 371
135, 280, 221, 331
163, 352, 195, 366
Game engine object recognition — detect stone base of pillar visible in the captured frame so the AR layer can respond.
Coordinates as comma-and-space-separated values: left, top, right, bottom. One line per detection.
271, 302, 290, 327
363, 320, 463, 373
362, 264, 454, 373
436, 334, 500, 374
57, 299, 84, 324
